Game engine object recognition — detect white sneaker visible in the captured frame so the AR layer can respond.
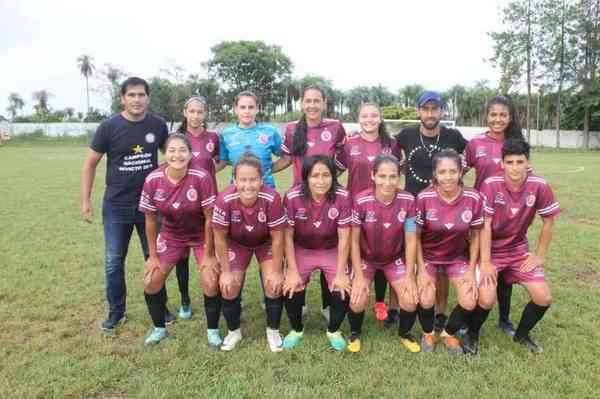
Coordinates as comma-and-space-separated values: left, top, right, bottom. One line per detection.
321, 306, 330, 322
220, 329, 242, 351
266, 328, 283, 352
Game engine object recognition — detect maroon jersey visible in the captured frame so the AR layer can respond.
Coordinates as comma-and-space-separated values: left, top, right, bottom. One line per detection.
415, 186, 484, 264
186, 129, 220, 186
212, 184, 287, 248
337, 134, 396, 196
284, 185, 352, 250
352, 188, 416, 264
281, 119, 346, 185
139, 167, 216, 243
463, 132, 505, 190
480, 175, 560, 258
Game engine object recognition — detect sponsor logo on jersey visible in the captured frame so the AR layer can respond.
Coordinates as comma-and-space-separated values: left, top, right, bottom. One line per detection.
186, 187, 198, 202
365, 211, 377, 223
444, 222, 454, 230
461, 209, 473, 223
397, 210, 407, 222
313, 221, 322, 228
321, 129, 332, 142
510, 207, 519, 215
494, 193, 506, 205
231, 210, 241, 223
425, 209, 438, 221
328, 207, 339, 220
145, 133, 155, 143
245, 225, 254, 232
153, 189, 166, 201
206, 141, 215, 153
475, 146, 487, 158
257, 210, 267, 223
295, 208, 307, 220
526, 194, 536, 207
172, 202, 180, 209
258, 134, 269, 145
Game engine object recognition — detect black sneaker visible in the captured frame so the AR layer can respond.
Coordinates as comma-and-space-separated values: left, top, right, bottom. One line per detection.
165, 309, 176, 326
514, 335, 543, 353
434, 314, 447, 333
101, 313, 126, 331
383, 309, 399, 328
497, 320, 516, 338
461, 331, 480, 355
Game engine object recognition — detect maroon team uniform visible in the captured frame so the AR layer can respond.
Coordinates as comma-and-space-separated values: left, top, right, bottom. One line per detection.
337, 135, 396, 196
139, 167, 217, 267
415, 187, 484, 278
281, 119, 346, 185
186, 129, 220, 187
352, 188, 416, 282
212, 185, 287, 271
284, 185, 353, 284
480, 175, 560, 283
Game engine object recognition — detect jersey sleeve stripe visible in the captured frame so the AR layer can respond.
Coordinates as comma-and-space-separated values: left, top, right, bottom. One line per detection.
268, 215, 287, 227
538, 203, 559, 215
201, 196, 216, 206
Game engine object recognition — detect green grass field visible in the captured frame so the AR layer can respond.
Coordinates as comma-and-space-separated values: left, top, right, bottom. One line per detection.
1, 141, 599, 398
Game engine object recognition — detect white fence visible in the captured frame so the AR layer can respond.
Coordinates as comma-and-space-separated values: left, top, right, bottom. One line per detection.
1, 121, 598, 149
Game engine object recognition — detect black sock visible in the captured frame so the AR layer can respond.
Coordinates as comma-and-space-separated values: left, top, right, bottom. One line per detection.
497, 271, 512, 323
328, 291, 349, 333
445, 305, 471, 336
468, 305, 491, 336
515, 301, 550, 340
284, 290, 305, 332
204, 294, 221, 329
145, 288, 166, 328
398, 309, 417, 336
320, 272, 332, 309
222, 296, 241, 331
374, 270, 387, 302
265, 296, 283, 330
175, 257, 190, 306
417, 305, 435, 334
348, 309, 365, 336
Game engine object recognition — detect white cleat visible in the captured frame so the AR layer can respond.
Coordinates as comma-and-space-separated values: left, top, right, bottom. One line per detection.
220, 329, 242, 351
266, 328, 283, 352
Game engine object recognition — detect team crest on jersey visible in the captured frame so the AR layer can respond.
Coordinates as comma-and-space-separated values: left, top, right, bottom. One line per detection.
153, 189, 166, 201
258, 134, 269, 144
425, 209, 438, 221
231, 210, 241, 223
321, 129, 332, 142
258, 210, 267, 223
328, 207, 339, 220
365, 211, 377, 223
526, 194, 536, 207
145, 133, 156, 143
156, 236, 167, 253
475, 146, 486, 158
206, 141, 215, 153
186, 187, 198, 202
350, 146, 361, 156
397, 210, 407, 222
228, 249, 236, 262
295, 208, 307, 220
461, 209, 473, 223
494, 193, 506, 205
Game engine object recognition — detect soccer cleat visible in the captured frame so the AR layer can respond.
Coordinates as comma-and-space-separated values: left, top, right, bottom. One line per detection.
207, 329, 222, 349
326, 330, 347, 351
321, 306, 330, 322
421, 332, 437, 353
266, 328, 283, 353
441, 332, 464, 355
373, 301, 389, 321
100, 313, 126, 331
434, 314, 448, 333
461, 331, 480, 355
220, 329, 243, 351
178, 304, 192, 320
383, 309, 399, 329
144, 327, 168, 347
399, 333, 421, 353
347, 333, 362, 353
514, 335, 544, 353
283, 330, 304, 349
498, 320, 516, 338
165, 309, 176, 326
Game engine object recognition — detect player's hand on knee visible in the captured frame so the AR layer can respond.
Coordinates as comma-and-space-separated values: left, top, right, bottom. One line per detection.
283, 271, 304, 299
480, 261, 497, 287
520, 253, 543, 273
401, 277, 419, 305
265, 271, 284, 297
416, 271, 435, 297
461, 271, 478, 302
331, 272, 351, 301
202, 254, 220, 275
350, 276, 369, 305
219, 270, 238, 297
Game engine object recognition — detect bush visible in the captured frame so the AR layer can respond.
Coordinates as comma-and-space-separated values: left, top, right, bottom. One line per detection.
381, 106, 417, 120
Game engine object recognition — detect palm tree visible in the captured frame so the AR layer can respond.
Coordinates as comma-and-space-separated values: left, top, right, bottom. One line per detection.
77, 54, 95, 115
7, 92, 25, 120
32, 90, 52, 116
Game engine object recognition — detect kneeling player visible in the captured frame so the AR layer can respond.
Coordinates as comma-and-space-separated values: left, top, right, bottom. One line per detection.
212, 153, 286, 352
464, 139, 559, 353
139, 134, 219, 347
348, 155, 420, 353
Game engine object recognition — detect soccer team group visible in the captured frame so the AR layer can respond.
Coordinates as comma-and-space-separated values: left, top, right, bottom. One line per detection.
80, 77, 560, 355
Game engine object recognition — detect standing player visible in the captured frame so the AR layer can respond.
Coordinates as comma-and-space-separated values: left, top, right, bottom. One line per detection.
281, 155, 352, 351
277, 85, 347, 321
212, 153, 286, 352
463, 95, 526, 337
171, 96, 222, 320
464, 139, 559, 354
139, 134, 219, 347
348, 155, 420, 353
337, 103, 396, 322
415, 149, 482, 355
80, 77, 172, 331
393, 91, 468, 330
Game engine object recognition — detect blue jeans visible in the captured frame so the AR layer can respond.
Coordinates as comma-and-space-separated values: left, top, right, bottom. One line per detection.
102, 200, 149, 316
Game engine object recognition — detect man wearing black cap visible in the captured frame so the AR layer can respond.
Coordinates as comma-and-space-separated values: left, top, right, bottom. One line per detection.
387, 91, 468, 344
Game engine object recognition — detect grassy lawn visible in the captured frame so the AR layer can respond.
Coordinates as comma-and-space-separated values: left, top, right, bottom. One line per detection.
0, 141, 599, 398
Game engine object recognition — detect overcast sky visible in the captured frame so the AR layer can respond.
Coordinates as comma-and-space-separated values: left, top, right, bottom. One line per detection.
0, 0, 509, 116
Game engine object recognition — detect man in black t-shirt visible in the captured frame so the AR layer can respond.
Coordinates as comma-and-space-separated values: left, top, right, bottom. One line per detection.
80, 77, 169, 331
389, 91, 468, 336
